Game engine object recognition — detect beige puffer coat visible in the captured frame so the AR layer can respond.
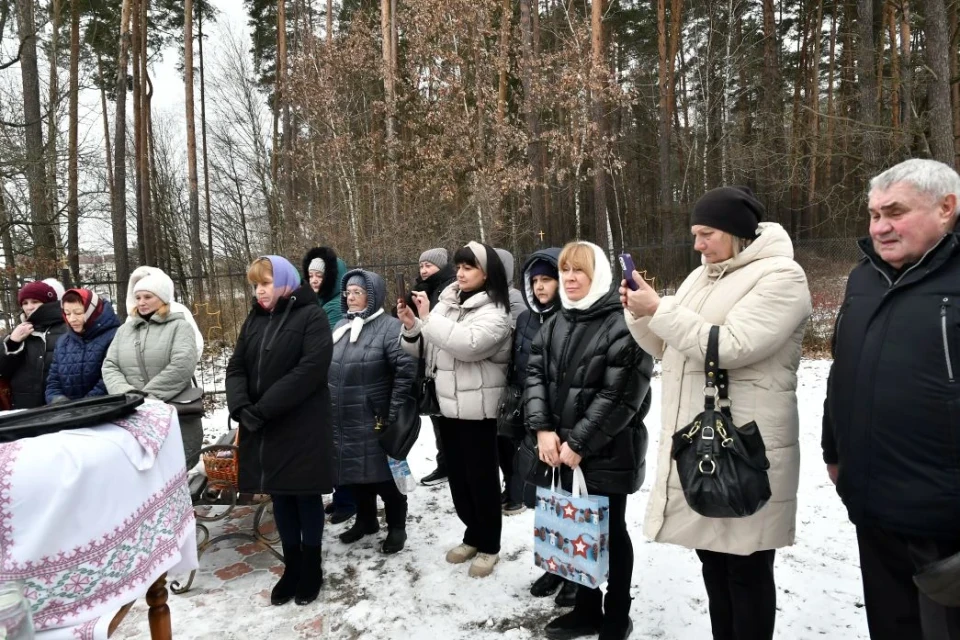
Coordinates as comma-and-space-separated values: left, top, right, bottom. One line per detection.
102, 311, 199, 402
628, 223, 811, 555
401, 284, 512, 421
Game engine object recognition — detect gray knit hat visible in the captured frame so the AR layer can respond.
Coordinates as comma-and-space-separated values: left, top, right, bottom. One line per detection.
308, 257, 325, 274
345, 274, 366, 289
419, 248, 448, 269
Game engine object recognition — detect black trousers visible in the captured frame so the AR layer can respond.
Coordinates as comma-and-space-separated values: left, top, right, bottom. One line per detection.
497, 435, 524, 504
696, 548, 777, 640
433, 421, 446, 470
436, 416, 502, 554
346, 480, 408, 530
857, 526, 960, 640
272, 494, 325, 547
575, 493, 632, 619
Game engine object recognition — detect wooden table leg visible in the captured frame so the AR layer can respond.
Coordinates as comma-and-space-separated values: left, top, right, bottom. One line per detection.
146, 572, 172, 640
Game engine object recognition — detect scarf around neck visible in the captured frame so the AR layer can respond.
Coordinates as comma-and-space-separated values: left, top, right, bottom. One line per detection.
332, 308, 385, 344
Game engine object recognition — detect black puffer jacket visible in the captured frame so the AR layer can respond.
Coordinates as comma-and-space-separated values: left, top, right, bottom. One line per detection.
823, 233, 960, 539
525, 284, 653, 496
0, 301, 68, 409
329, 270, 417, 485
226, 284, 334, 495
408, 262, 456, 315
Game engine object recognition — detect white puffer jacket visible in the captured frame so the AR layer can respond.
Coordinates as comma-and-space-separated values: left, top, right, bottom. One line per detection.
401, 284, 512, 421
628, 223, 812, 555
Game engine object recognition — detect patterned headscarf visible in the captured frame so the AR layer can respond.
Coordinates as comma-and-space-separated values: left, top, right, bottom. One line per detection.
258, 255, 301, 311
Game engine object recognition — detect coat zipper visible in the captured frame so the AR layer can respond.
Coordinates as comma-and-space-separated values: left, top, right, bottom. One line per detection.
942, 299, 955, 382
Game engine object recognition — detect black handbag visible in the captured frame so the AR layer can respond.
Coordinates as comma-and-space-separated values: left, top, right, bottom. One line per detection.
378, 387, 422, 461
496, 377, 524, 439
414, 337, 441, 417
671, 325, 771, 518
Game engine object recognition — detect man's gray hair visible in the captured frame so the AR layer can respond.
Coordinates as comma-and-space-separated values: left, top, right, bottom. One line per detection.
870, 159, 960, 215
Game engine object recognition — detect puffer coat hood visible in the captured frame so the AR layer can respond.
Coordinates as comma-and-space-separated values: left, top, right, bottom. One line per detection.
510, 248, 561, 389
628, 222, 811, 555
339, 269, 387, 319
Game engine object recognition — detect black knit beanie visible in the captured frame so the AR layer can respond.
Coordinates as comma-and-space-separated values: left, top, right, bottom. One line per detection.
691, 186, 765, 239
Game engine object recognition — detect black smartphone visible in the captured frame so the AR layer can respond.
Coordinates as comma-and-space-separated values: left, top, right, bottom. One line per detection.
395, 273, 408, 305
619, 253, 639, 291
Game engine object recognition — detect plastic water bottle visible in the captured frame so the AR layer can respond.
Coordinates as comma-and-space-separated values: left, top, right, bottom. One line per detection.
0, 582, 35, 640
387, 457, 417, 494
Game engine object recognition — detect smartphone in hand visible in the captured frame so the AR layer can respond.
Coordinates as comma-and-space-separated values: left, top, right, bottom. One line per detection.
395, 273, 408, 306
619, 253, 639, 291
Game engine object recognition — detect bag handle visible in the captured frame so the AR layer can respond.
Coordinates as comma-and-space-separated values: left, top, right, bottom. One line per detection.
571, 466, 590, 498
703, 325, 730, 411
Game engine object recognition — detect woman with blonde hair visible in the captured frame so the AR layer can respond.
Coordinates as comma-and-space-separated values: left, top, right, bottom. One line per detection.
102, 269, 202, 465
622, 186, 811, 640
226, 256, 334, 606
525, 241, 653, 640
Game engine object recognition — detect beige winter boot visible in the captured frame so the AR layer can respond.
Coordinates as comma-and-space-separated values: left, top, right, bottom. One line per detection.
467, 552, 499, 578
445, 543, 478, 564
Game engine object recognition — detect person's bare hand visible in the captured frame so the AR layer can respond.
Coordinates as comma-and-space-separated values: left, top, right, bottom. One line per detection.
397, 299, 416, 330
621, 270, 661, 317
827, 463, 839, 486
537, 430, 562, 467
9, 323, 33, 343
559, 442, 582, 469
411, 291, 431, 318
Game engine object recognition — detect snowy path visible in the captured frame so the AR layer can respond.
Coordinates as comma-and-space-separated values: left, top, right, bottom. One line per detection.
111, 359, 869, 639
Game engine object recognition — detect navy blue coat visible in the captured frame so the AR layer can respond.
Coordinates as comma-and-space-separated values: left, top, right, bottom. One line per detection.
45, 301, 120, 403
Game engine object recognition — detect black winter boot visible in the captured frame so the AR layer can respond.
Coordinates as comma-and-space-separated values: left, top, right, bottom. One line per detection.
599, 594, 634, 640
544, 586, 603, 640
270, 543, 301, 605
380, 528, 407, 554
294, 544, 323, 605
555, 579, 579, 607
339, 518, 379, 544
530, 571, 563, 597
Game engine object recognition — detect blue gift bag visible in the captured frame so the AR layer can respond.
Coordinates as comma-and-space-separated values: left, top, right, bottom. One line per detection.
533, 467, 610, 588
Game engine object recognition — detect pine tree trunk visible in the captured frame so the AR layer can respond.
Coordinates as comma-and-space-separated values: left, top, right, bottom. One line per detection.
0, 194, 19, 297
519, 0, 546, 241
185, 0, 203, 296
327, 0, 333, 43
131, 0, 145, 265
950, 0, 960, 166
381, 0, 398, 224
824, 6, 838, 194
16, 0, 56, 273
900, 1, 914, 150
921, 0, 954, 165
657, 0, 671, 239
804, 0, 824, 238
67, 0, 80, 283
97, 54, 115, 208
47, 0, 61, 254
858, 0, 881, 172
198, 6, 216, 294
140, 0, 155, 266
591, 0, 610, 251
887, 2, 901, 135
113, 0, 133, 315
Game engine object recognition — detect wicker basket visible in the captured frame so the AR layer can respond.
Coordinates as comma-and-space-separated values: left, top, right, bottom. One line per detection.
202, 429, 239, 489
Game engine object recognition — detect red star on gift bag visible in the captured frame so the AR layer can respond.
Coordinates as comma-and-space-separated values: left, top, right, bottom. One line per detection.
547, 558, 558, 572
563, 503, 577, 520
572, 535, 589, 559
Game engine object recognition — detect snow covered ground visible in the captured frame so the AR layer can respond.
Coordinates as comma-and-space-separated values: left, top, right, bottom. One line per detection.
112, 359, 870, 639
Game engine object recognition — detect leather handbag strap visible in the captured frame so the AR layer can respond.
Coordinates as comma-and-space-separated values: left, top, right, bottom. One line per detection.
703, 325, 729, 411
552, 319, 604, 418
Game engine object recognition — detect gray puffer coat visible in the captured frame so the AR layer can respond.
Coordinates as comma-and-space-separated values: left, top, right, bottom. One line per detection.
329, 270, 418, 485
102, 311, 199, 401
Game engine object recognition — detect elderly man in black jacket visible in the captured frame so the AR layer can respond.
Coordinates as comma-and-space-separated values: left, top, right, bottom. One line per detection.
823, 158, 960, 640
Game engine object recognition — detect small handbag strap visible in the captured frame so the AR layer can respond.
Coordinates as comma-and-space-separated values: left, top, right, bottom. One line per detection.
703, 325, 730, 411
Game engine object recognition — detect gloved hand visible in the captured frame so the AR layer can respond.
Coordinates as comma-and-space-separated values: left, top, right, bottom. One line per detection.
238, 406, 265, 432
49, 395, 70, 405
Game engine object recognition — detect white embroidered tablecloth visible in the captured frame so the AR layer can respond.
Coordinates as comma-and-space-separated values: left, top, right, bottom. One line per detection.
0, 400, 198, 640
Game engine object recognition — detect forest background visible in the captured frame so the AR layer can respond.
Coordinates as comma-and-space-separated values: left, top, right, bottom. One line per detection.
0, 0, 954, 350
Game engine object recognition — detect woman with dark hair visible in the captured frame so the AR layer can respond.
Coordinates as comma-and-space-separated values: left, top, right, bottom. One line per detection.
526, 241, 654, 640
45, 289, 120, 403
397, 241, 512, 578
226, 255, 334, 606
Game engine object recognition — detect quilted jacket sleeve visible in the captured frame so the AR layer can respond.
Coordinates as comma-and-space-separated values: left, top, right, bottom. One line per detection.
419, 304, 512, 363
44, 341, 66, 403
102, 327, 137, 395
384, 319, 418, 425
565, 321, 653, 457
647, 261, 812, 369
141, 321, 199, 401
524, 316, 554, 432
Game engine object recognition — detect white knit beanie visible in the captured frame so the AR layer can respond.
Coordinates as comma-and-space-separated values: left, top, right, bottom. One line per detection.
308, 258, 325, 274
133, 273, 173, 304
